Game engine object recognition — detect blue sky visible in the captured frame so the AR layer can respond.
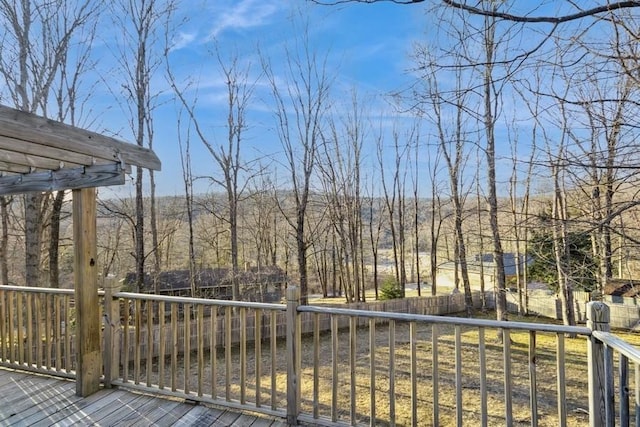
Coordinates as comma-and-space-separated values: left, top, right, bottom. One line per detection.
93, 0, 624, 201
100, 0, 428, 198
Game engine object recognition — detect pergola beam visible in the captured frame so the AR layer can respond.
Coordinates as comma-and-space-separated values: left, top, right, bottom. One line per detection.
0, 164, 126, 196
0, 105, 161, 171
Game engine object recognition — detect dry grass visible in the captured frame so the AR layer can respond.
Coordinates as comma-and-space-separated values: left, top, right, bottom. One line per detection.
295, 316, 583, 426
133, 307, 640, 426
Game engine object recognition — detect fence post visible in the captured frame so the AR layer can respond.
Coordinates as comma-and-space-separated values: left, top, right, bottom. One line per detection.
286, 286, 300, 426
103, 278, 121, 388
587, 301, 610, 427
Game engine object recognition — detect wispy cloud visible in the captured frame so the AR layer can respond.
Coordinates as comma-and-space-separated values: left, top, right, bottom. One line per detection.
207, 0, 279, 40
171, 31, 197, 51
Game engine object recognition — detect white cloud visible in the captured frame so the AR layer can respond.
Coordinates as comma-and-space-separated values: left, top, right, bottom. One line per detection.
171, 31, 197, 51
207, 0, 279, 40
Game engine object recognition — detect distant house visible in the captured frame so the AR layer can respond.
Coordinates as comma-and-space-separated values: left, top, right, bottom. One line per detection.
603, 279, 640, 298
123, 265, 287, 303
436, 253, 532, 291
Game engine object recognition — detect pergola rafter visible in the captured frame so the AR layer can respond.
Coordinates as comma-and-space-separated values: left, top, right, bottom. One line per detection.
0, 104, 160, 195
0, 104, 161, 397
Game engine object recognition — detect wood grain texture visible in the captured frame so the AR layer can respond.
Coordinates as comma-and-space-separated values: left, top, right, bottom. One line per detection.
0, 104, 161, 170
0, 163, 125, 195
0, 367, 287, 426
72, 188, 101, 397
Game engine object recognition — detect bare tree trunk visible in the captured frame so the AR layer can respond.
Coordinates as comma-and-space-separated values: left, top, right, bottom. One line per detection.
48, 191, 65, 288
509, 144, 524, 315
25, 193, 43, 287
476, 179, 487, 311
150, 170, 160, 274
367, 193, 382, 299
0, 196, 8, 286
482, 11, 507, 322
176, 112, 197, 297
552, 162, 576, 327
428, 160, 443, 297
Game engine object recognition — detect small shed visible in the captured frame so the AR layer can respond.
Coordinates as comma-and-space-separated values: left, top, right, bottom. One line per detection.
603, 279, 640, 298
124, 265, 287, 302
0, 105, 161, 396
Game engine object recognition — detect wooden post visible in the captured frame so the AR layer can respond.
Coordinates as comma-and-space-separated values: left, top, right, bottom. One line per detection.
73, 188, 102, 397
103, 278, 120, 388
587, 301, 610, 427
286, 286, 300, 426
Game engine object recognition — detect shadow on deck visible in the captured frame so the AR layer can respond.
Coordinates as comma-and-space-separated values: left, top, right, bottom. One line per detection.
0, 367, 287, 426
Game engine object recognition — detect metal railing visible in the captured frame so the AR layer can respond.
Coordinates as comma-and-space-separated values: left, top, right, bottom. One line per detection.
292, 290, 595, 426
1, 284, 639, 426
103, 284, 289, 420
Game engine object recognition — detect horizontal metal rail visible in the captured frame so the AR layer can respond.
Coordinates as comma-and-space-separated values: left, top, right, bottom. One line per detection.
0, 285, 74, 296
593, 331, 640, 363
295, 301, 595, 426
300, 304, 592, 336
114, 291, 285, 311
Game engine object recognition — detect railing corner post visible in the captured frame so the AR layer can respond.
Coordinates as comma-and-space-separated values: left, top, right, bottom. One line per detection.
103, 278, 121, 388
587, 301, 610, 427
286, 286, 300, 426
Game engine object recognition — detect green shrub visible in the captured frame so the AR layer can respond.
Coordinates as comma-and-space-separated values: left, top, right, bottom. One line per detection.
379, 277, 403, 300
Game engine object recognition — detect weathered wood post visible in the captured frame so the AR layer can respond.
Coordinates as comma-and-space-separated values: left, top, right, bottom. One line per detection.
286, 286, 300, 426
587, 301, 610, 427
73, 187, 102, 397
103, 278, 121, 388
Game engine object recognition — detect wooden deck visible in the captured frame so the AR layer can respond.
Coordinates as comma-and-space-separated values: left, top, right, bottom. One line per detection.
0, 368, 288, 426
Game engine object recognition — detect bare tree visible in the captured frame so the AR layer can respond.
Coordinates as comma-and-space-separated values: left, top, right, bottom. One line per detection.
424, 68, 474, 315
47, 7, 100, 288
317, 90, 367, 302
311, 0, 640, 23
366, 179, 385, 299
177, 110, 197, 296
111, 0, 176, 291
427, 145, 444, 296
0, 196, 9, 285
262, 17, 333, 305
0, 0, 99, 287
169, 46, 258, 300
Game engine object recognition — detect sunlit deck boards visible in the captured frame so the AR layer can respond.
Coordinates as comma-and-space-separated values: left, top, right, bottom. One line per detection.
0, 368, 286, 426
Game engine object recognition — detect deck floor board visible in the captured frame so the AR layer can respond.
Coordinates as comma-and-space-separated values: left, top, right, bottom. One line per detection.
0, 367, 288, 426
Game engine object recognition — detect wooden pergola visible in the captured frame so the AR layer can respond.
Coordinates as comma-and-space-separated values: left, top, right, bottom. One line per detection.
0, 104, 161, 396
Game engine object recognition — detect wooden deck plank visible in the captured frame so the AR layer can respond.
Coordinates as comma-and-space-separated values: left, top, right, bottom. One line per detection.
171, 404, 211, 426
250, 415, 288, 426
0, 374, 79, 424
214, 408, 244, 425
0, 372, 66, 408
88, 393, 157, 425
112, 395, 182, 426
172, 404, 226, 426
232, 413, 264, 426
148, 402, 197, 427
2, 381, 80, 425
0, 368, 290, 427
29, 389, 131, 427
